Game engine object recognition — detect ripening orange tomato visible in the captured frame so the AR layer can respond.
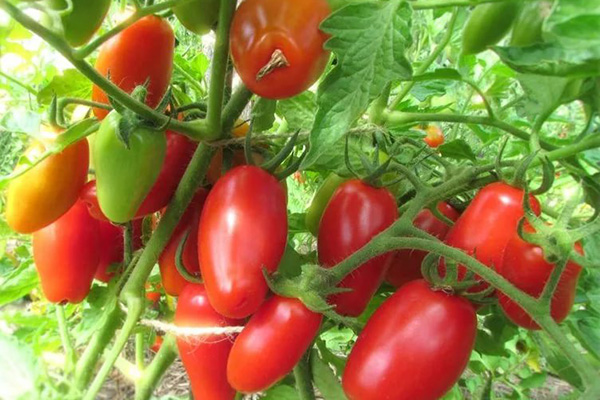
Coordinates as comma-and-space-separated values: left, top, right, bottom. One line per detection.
6, 130, 89, 234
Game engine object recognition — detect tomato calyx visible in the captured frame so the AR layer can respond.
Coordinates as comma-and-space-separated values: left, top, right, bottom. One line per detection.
264, 263, 361, 331
256, 49, 290, 81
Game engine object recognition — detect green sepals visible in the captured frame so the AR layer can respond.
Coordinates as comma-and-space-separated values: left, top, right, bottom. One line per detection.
174, 229, 202, 284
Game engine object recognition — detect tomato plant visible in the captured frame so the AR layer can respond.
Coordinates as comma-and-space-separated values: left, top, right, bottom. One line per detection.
1, 0, 600, 399
318, 179, 398, 316
230, 0, 331, 99
198, 166, 288, 318
342, 280, 477, 400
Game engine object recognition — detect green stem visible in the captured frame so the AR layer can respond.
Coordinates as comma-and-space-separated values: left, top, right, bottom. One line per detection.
74, 305, 124, 390
56, 306, 76, 375
205, 0, 237, 140
382, 110, 560, 151
124, 222, 133, 266
411, 0, 504, 9
389, 8, 458, 110
0, 0, 210, 140
221, 85, 253, 132
174, 62, 206, 97
135, 333, 145, 370
74, 0, 190, 59
84, 301, 143, 400
134, 335, 178, 400
0, 70, 38, 95
293, 352, 315, 400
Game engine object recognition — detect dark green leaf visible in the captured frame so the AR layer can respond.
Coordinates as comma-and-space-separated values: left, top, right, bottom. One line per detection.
277, 92, 317, 131
533, 332, 584, 390
438, 139, 477, 161
302, 0, 412, 168
262, 384, 300, 400
519, 372, 548, 389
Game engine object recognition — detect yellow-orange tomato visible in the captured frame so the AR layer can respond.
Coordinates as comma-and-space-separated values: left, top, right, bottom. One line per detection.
6, 132, 89, 234
232, 119, 250, 138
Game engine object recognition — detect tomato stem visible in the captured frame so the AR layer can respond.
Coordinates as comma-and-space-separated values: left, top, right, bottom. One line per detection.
256, 49, 290, 81
134, 335, 178, 400
293, 351, 316, 400
56, 306, 76, 376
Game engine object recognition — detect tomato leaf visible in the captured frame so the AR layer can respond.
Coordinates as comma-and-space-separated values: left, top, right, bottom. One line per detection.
277, 92, 317, 131
252, 97, 277, 132
37, 69, 92, 106
311, 349, 347, 400
544, 0, 600, 49
494, 43, 600, 78
302, 0, 412, 168
438, 139, 477, 162
533, 332, 584, 390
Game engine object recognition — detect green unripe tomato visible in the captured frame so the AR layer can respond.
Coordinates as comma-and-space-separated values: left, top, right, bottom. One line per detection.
510, 1, 552, 47
94, 111, 167, 223
173, 0, 220, 35
46, 0, 111, 47
462, 0, 520, 55
305, 173, 347, 236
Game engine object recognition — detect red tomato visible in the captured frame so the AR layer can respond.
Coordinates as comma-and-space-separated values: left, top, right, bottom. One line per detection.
136, 131, 198, 217
175, 284, 241, 400
92, 16, 174, 119
318, 180, 398, 316
198, 166, 288, 319
386, 202, 460, 288
227, 296, 322, 393
150, 335, 163, 353
32, 200, 101, 304
498, 225, 583, 330
423, 125, 445, 148
159, 190, 208, 296
440, 182, 541, 293
230, 0, 331, 99
80, 180, 108, 221
95, 219, 144, 283
342, 280, 477, 400
7, 134, 89, 234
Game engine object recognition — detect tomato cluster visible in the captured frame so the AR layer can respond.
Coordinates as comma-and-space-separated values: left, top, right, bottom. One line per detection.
4, 1, 585, 398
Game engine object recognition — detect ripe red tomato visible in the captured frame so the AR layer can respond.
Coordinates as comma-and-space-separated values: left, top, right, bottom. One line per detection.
318, 180, 398, 316
32, 200, 101, 304
175, 284, 241, 400
145, 282, 162, 305
498, 224, 583, 330
92, 16, 174, 119
95, 219, 144, 283
440, 182, 541, 293
227, 296, 322, 393
423, 125, 444, 148
7, 133, 89, 234
159, 190, 208, 296
230, 0, 331, 99
342, 280, 477, 400
198, 166, 288, 319
386, 202, 460, 288
80, 180, 107, 221
136, 131, 198, 217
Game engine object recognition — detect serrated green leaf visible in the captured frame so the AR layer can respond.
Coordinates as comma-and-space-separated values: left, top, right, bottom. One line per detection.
278, 92, 317, 131
494, 43, 600, 78
438, 139, 477, 161
311, 350, 347, 400
252, 97, 277, 132
302, 0, 412, 168
545, 0, 600, 49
